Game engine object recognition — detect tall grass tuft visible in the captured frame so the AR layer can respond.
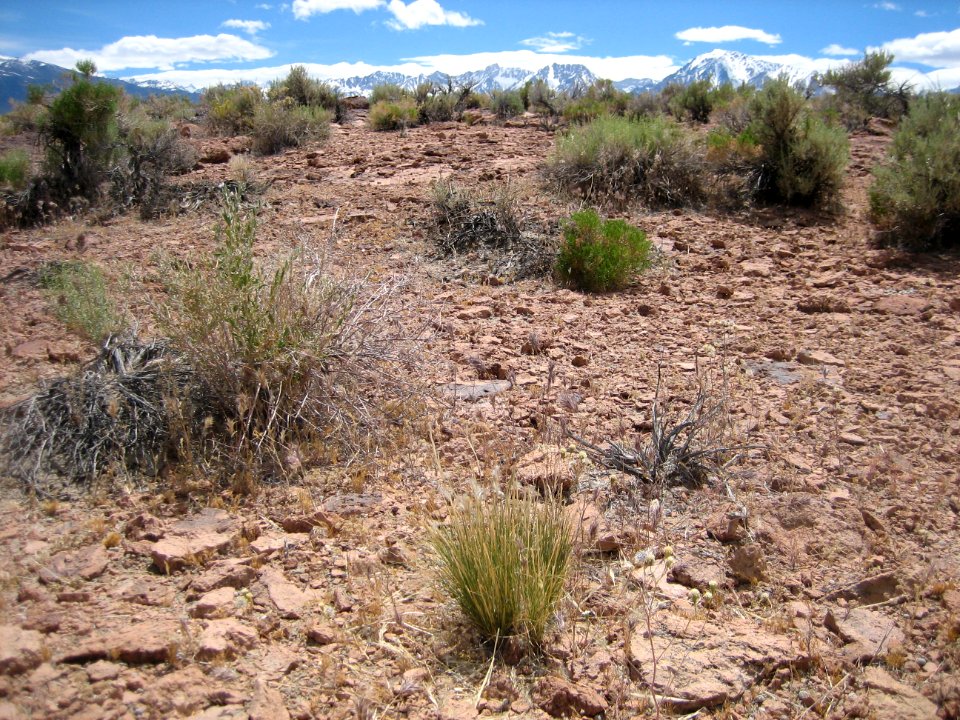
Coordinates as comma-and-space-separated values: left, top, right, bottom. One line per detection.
431, 492, 572, 645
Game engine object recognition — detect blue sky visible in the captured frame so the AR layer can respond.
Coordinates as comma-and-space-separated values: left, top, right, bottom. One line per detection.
2, 1, 960, 89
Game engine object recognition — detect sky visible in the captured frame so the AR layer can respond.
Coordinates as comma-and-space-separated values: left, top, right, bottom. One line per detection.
2, 1, 960, 89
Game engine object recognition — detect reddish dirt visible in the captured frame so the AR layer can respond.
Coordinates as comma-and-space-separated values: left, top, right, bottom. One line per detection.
0, 111, 958, 720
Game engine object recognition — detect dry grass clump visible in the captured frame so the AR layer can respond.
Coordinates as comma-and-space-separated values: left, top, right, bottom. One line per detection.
0, 337, 196, 487
161, 188, 418, 484
431, 491, 573, 645
545, 115, 705, 209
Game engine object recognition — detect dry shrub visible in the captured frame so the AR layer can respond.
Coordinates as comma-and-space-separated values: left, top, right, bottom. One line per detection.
162, 188, 418, 483
251, 103, 330, 155
545, 115, 705, 209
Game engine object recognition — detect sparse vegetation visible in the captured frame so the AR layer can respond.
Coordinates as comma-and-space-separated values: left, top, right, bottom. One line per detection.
869, 92, 960, 249
38, 260, 124, 342
268, 65, 345, 122
554, 208, 651, 292
251, 103, 331, 155
431, 491, 572, 645
546, 114, 705, 208
205, 84, 264, 136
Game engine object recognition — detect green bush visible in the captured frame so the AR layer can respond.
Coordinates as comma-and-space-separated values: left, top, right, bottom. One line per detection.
205, 84, 263, 136
555, 208, 651, 292
38, 260, 123, 342
251, 103, 331, 154
490, 89, 524, 120
268, 65, 344, 122
669, 79, 714, 123
369, 98, 419, 131
369, 83, 411, 105
546, 114, 705, 208
749, 78, 848, 206
869, 92, 960, 250
41, 61, 122, 201
563, 97, 610, 124
431, 493, 572, 645
820, 51, 910, 128
0, 149, 30, 190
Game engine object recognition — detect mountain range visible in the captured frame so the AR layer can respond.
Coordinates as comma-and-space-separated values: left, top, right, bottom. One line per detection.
3, 50, 947, 112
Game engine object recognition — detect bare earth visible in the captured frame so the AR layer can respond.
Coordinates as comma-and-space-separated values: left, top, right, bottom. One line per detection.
0, 111, 958, 720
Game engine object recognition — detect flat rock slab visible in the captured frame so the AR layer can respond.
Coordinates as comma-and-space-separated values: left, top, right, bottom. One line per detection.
440, 380, 511, 400
628, 612, 803, 712
533, 676, 608, 718
861, 667, 939, 720
0, 626, 44, 675
258, 567, 314, 619
59, 620, 183, 665
38, 544, 109, 584
189, 558, 257, 596
824, 607, 905, 662
195, 618, 258, 661
151, 509, 240, 574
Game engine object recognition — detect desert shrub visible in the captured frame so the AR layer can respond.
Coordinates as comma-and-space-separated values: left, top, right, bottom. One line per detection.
563, 97, 610, 124
3, 102, 48, 135
490, 89, 524, 120
820, 51, 910, 128
714, 92, 754, 133
205, 84, 263, 136
749, 78, 848, 206
869, 92, 960, 250
142, 94, 197, 122
431, 492, 572, 645
40, 61, 122, 202
0, 150, 30, 190
111, 110, 196, 218
527, 79, 562, 127
369, 83, 411, 105
703, 127, 763, 208
554, 208, 651, 292
369, 98, 419, 131
268, 65, 345, 122
251, 103, 331, 154
162, 189, 414, 483
419, 91, 457, 123
38, 260, 124, 342
626, 91, 667, 120
669, 79, 714, 123
546, 114, 705, 208
431, 179, 520, 251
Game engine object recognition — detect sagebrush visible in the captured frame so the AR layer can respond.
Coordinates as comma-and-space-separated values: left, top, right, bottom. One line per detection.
554, 208, 651, 292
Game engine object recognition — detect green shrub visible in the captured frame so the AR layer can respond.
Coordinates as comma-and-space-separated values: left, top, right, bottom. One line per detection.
251, 103, 331, 155
205, 84, 263, 136
431, 492, 572, 644
369, 83, 411, 105
419, 91, 458, 123
162, 189, 412, 484
554, 208, 651, 292
369, 98, 419, 131
820, 51, 910, 128
563, 97, 610, 124
490, 89, 524, 120
527, 79, 561, 127
40, 61, 122, 201
749, 78, 848, 206
669, 79, 714, 123
869, 92, 960, 250
38, 260, 123, 342
0, 149, 30, 190
268, 66, 344, 122
546, 114, 705, 208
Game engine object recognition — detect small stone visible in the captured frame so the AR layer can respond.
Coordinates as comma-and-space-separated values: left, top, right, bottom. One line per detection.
729, 544, 766, 584
86, 660, 122, 682
191, 586, 236, 619
824, 607, 905, 662
533, 676, 607, 718
38, 543, 109, 584
248, 677, 291, 720
0, 626, 44, 675
259, 567, 313, 619
306, 624, 340, 646
872, 295, 928, 316
195, 619, 258, 661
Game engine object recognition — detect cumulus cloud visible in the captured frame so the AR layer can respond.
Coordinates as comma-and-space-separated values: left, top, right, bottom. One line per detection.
23, 34, 274, 72
520, 31, 588, 53
874, 28, 960, 67
676, 25, 782, 45
385, 0, 481, 30
292, 0, 384, 19
821, 43, 860, 56
222, 19, 271, 35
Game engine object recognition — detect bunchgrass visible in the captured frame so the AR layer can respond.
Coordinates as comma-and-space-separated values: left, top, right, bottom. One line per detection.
431, 492, 573, 646
554, 208, 651, 292
38, 260, 123, 342
369, 98, 419, 131
0, 149, 30, 190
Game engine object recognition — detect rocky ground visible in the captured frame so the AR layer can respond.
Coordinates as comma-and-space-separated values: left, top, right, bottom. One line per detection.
0, 110, 958, 720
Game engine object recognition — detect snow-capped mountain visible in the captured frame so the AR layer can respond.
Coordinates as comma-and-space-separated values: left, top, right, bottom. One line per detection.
0, 57, 200, 111
658, 50, 789, 89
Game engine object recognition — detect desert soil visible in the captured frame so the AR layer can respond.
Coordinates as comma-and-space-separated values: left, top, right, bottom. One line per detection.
0, 110, 958, 720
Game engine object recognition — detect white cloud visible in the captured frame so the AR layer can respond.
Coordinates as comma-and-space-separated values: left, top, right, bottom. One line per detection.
386, 0, 481, 30
222, 19, 271, 35
873, 2, 901, 10
915, 9, 930, 17
821, 43, 860, 56
875, 27, 960, 67
520, 31, 588, 53
123, 50, 679, 91
676, 25, 782, 45
23, 34, 274, 72
255, 3, 273, 8
292, 0, 383, 19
